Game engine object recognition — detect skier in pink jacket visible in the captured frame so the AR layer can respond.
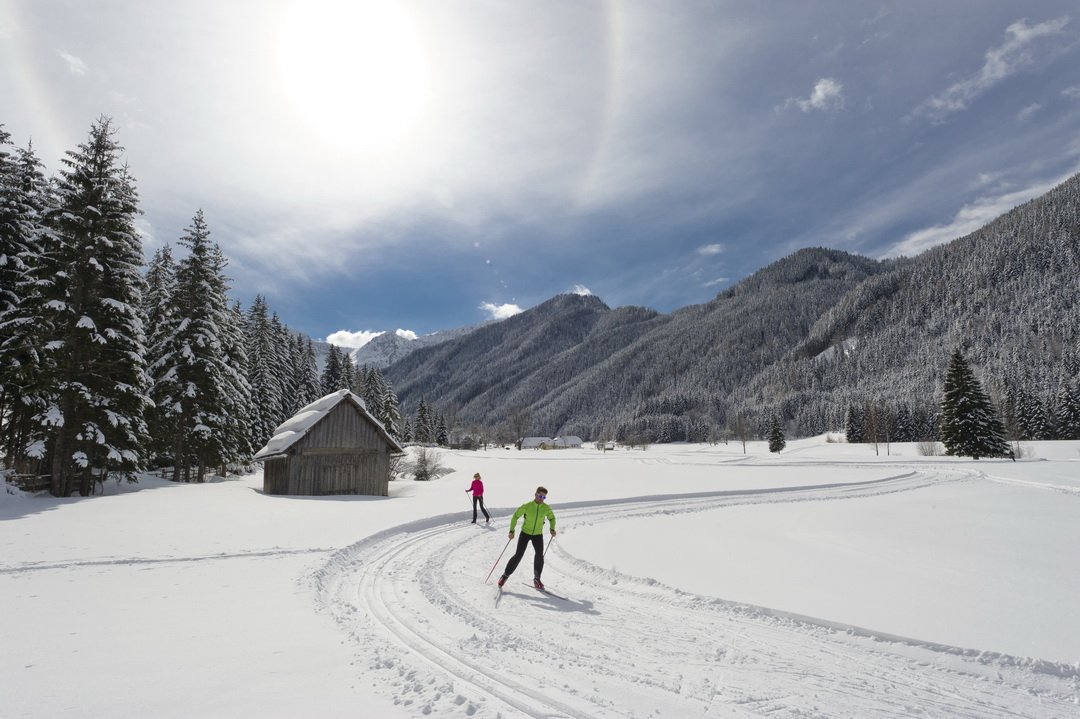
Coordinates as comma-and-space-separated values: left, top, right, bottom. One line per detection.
467, 472, 491, 524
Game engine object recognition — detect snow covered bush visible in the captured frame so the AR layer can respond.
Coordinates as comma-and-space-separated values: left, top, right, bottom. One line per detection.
917, 441, 942, 456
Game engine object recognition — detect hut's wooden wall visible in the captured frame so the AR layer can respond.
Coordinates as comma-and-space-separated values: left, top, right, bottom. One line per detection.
294, 450, 387, 496
264, 401, 392, 497
263, 458, 289, 495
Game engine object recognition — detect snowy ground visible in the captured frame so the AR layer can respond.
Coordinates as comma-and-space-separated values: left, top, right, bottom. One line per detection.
2, 437, 1079, 718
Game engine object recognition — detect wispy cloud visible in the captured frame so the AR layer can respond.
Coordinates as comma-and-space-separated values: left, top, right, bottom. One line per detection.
780, 78, 845, 113
395, 328, 418, 340
882, 172, 1073, 257
1017, 103, 1042, 122
703, 276, 729, 288
1063, 84, 1080, 100
57, 50, 88, 76
325, 329, 384, 348
570, 284, 593, 296
696, 243, 725, 256
914, 16, 1070, 122
479, 302, 522, 320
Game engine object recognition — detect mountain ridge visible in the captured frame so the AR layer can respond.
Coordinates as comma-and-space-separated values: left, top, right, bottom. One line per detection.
384, 173, 1080, 442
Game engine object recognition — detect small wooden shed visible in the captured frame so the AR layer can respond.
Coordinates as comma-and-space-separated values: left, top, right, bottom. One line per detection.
253, 389, 404, 496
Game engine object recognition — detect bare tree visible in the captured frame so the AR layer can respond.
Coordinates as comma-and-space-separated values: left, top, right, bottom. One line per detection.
732, 412, 752, 454
864, 402, 892, 456
509, 406, 531, 449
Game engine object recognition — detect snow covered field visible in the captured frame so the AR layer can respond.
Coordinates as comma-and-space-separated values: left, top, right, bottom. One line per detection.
3, 437, 1079, 718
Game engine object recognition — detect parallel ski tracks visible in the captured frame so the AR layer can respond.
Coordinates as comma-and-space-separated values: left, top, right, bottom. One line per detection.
312, 470, 1080, 717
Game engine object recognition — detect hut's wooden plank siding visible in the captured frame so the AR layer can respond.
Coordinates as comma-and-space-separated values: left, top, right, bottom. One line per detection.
264, 458, 289, 495
262, 399, 394, 497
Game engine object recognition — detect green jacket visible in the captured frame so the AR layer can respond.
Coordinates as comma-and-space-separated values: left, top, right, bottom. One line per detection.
510, 500, 556, 535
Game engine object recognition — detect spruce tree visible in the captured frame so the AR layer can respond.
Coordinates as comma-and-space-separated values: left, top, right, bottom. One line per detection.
296, 335, 322, 407
142, 245, 178, 466
844, 405, 864, 443
268, 312, 293, 427
1017, 389, 1049, 441
436, 414, 449, 446
341, 351, 357, 395
380, 384, 401, 437
35, 117, 151, 494
0, 132, 52, 466
151, 211, 244, 481
414, 398, 432, 444
939, 349, 1009, 459
245, 295, 285, 449
361, 365, 386, 411
0, 126, 28, 319
321, 343, 343, 395
767, 416, 786, 454
1055, 382, 1080, 439
217, 298, 254, 468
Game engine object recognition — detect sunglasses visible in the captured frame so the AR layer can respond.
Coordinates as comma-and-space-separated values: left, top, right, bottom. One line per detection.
535, 494, 547, 500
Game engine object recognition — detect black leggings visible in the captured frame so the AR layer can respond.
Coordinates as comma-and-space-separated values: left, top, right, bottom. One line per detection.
503, 532, 544, 579
472, 495, 490, 522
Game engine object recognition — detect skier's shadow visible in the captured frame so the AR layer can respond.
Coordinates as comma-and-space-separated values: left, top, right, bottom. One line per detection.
506, 591, 599, 615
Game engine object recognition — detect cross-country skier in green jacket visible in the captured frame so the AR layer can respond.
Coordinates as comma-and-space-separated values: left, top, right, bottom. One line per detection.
498, 486, 557, 590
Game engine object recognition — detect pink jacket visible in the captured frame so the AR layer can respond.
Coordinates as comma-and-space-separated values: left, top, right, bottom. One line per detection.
469, 479, 484, 496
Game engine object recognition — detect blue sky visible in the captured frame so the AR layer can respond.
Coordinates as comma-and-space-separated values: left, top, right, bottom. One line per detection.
3, 1, 1079, 347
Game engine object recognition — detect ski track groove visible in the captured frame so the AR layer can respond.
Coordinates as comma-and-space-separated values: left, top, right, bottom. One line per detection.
0, 547, 332, 575
311, 470, 1080, 718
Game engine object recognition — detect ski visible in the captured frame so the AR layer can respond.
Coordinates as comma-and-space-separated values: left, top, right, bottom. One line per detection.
523, 583, 566, 600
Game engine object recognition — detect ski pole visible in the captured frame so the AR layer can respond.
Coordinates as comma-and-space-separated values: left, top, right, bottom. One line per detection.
484, 537, 513, 584
544, 534, 557, 557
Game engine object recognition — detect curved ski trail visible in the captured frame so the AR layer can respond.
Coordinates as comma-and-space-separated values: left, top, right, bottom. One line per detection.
312, 470, 1080, 717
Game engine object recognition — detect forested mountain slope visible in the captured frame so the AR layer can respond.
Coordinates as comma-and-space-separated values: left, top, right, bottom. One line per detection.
386, 250, 888, 439
732, 172, 1080, 438
385, 294, 662, 429
386, 173, 1080, 442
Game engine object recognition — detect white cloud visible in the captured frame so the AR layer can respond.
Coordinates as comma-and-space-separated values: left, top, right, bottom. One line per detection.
696, 243, 725, 256
395, 328, 418, 340
703, 276, 730, 287
479, 302, 522, 320
1017, 103, 1042, 123
57, 50, 87, 76
915, 17, 1069, 122
782, 78, 845, 113
325, 329, 384, 348
1063, 85, 1080, 100
570, 284, 593, 296
882, 172, 1073, 257
973, 172, 1005, 188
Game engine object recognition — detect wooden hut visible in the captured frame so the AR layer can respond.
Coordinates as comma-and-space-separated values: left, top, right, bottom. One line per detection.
253, 389, 404, 496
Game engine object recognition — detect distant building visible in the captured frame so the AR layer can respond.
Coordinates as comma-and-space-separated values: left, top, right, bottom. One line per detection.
253, 389, 404, 496
520, 435, 584, 449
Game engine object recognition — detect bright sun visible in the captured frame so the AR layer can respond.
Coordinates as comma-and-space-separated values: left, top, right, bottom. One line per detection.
278, 0, 428, 151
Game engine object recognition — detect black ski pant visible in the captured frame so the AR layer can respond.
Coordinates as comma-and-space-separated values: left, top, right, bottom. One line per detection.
503, 532, 544, 579
472, 495, 490, 523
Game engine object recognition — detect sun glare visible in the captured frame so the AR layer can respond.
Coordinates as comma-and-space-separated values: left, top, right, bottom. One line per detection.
278, 0, 428, 151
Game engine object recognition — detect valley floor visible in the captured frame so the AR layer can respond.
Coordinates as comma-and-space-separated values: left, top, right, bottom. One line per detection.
2, 438, 1079, 717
